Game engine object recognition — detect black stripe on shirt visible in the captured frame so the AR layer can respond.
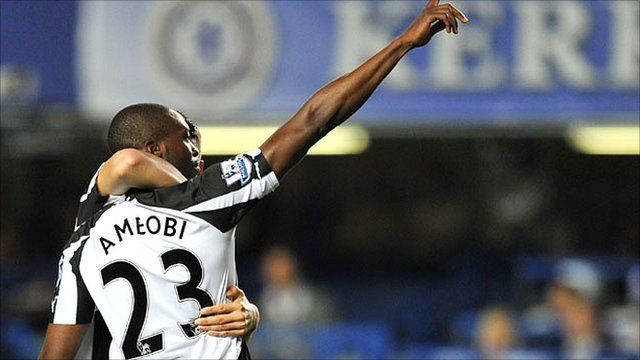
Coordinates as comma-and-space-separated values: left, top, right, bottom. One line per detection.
127, 162, 227, 211
76, 189, 108, 229
93, 311, 111, 360
69, 237, 95, 324
189, 198, 260, 233
50, 205, 114, 323
130, 152, 275, 232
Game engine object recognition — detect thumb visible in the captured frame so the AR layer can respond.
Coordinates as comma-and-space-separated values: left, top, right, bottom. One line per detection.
226, 285, 244, 301
431, 20, 446, 33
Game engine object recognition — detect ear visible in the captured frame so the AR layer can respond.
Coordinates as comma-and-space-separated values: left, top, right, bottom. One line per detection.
145, 141, 163, 158
197, 160, 204, 174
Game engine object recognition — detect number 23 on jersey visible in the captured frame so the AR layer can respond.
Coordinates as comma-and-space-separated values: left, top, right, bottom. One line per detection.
101, 248, 214, 359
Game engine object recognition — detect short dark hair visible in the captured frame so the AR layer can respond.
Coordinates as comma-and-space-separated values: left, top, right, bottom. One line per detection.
107, 103, 174, 154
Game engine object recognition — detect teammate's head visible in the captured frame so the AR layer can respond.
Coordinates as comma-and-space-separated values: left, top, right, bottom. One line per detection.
190, 117, 205, 174
108, 103, 202, 178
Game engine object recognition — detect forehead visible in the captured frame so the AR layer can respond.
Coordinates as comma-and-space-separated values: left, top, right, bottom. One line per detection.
168, 109, 190, 131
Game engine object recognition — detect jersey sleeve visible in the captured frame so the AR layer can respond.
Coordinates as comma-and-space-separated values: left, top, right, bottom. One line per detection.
132, 149, 279, 232
49, 236, 95, 324
74, 164, 124, 230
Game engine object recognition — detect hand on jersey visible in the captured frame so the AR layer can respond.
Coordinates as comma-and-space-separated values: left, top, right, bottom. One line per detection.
400, 0, 468, 48
195, 285, 260, 339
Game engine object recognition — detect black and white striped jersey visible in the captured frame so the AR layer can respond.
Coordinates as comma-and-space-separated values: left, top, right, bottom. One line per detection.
50, 149, 279, 359
69, 162, 122, 360
73, 162, 123, 232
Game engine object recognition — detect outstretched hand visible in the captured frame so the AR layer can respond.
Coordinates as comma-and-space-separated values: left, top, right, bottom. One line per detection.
401, 0, 468, 48
194, 285, 260, 339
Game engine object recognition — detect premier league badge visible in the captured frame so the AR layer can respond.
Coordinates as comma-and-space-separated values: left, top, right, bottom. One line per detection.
221, 155, 252, 187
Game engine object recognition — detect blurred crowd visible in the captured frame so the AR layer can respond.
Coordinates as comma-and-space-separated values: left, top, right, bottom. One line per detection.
474, 260, 639, 360
249, 247, 639, 359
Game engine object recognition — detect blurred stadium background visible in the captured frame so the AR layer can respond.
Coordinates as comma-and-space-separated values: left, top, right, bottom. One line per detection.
1, 1, 638, 359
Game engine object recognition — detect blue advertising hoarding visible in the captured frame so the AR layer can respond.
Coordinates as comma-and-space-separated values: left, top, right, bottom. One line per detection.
1, 1, 638, 125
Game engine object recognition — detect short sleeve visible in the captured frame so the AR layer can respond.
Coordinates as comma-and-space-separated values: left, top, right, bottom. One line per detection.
49, 237, 95, 324
74, 165, 108, 230
131, 149, 279, 232
75, 164, 125, 231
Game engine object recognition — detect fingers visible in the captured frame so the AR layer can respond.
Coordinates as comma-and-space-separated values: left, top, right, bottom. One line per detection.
430, 19, 447, 35
427, 2, 468, 35
432, 6, 462, 34
209, 330, 244, 337
427, 0, 439, 8
198, 321, 245, 333
446, 3, 469, 23
198, 318, 246, 337
199, 302, 240, 316
194, 311, 244, 327
206, 326, 246, 338
196, 310, 246, 337
195, 292, 253, 338
430, 12, 452, 34
444, 10, 456, 34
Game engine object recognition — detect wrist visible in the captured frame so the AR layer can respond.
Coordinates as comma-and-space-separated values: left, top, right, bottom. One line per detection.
247, 303, 259, 327
393, 35, 417, 53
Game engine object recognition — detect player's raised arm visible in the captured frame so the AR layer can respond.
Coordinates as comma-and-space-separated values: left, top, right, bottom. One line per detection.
96, 148, 188, 196
259, 0, 468, 178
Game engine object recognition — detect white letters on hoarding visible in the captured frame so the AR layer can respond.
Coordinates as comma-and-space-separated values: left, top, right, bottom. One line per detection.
514, 1, 596, 89
332, 1, 638, 91
332, 1, 419, 91
77, 1, 639, 120
430, 1, 506, 90
609, 1, 640, 89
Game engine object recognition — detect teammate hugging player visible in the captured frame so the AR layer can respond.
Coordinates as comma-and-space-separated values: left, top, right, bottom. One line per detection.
48, 108, 260, 358
40, 1, 467, 358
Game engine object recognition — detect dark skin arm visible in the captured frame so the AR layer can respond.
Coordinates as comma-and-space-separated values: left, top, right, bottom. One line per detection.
39, 324, 89, 359
260, 0, 467, 178
96, 148, 188, 196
